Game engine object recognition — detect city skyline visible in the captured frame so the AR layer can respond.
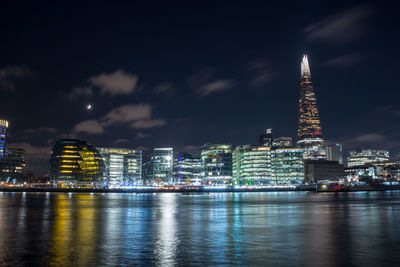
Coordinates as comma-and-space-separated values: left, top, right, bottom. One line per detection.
1, 1, 399, 175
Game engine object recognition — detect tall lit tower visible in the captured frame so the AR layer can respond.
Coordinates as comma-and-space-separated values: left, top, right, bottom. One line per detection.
0, 119, 8, 158
297, 55, 326, 159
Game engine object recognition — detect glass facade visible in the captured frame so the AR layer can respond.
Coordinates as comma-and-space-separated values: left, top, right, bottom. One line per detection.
0, 119, 8, 158
201, 143, 232, 184
0, 148, 27, 183
347, 149, 390, 167
271, 148, 305, 185
49, 139, 105, 185
173, 152, 202, 185
97, 147, 142, 186
297, 55, 326, 160
232, 145, 272, 185
153, 148, 173, 184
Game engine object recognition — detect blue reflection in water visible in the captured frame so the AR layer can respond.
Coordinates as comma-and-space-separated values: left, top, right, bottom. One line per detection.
0, 191, 400, 266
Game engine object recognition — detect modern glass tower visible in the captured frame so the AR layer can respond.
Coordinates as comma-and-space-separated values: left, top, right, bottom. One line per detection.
201, 143, 232, 185
0, 119, 8, 158
297, 55, 326, 159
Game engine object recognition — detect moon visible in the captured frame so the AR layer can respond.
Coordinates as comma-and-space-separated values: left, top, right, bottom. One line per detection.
87, 104, 92, 110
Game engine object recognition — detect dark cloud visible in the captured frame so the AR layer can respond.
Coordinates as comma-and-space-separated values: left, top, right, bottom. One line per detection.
303, 5, 372, 44
321, 53, 361, 67
195, 79, 236, 97
0, 66, 32, 92
131, 119, 166, 129
72, 120, 104, 134
102, 104, 152, 126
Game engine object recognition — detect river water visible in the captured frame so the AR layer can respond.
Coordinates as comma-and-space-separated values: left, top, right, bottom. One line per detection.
0, 191, 399, 266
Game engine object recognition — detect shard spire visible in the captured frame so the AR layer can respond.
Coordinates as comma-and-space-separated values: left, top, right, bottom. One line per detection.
301, 54, 311, 76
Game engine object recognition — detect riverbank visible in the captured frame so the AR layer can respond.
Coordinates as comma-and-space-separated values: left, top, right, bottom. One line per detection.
1, 184, 400, 193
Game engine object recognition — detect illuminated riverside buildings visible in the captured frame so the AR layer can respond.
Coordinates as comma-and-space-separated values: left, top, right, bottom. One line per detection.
271, 148, 305, 185
0, 119, 8, 158
232, 145, 271, 185
297, 55, 326, 160
49, 139, 105, 186
201, 143, 232, 184
96, 147, 142, 186
173, 152, 202, 185
347, 149, 390, 167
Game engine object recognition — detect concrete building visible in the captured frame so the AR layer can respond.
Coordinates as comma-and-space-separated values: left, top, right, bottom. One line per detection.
304, 160, 345, 184
325, 144, 343, 164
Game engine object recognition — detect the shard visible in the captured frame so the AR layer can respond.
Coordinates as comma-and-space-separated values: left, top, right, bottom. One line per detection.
297, 55, 326, 159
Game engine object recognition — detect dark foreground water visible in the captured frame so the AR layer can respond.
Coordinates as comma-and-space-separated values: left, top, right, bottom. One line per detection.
1, 191, 400, 266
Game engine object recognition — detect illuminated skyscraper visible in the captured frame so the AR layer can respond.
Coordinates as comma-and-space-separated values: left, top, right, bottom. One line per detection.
153, 148, 174, 184
0, 119, 8, 158
297, 55, 326, 159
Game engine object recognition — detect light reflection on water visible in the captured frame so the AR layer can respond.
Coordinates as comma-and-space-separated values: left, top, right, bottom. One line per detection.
0, 191, 400, 266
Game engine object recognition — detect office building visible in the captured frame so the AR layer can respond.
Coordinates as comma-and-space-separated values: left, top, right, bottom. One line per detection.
297, 55, 326, 160
173, 152, 202, 185
201, 143, 232, 184
49, 139, 105, 186
304, 160, 345, 184
273, 137, 293, 148
232, 145, 272, 185
0, 119, 8, 158
97, 147, 142, 186
258, 128, 273, 147
347, 149, 390, 167
0, 148, 27, 183
271, 148, 305, 185
325, 144, 343, 164
152, 148, 174, 184
142, 160, 154, 185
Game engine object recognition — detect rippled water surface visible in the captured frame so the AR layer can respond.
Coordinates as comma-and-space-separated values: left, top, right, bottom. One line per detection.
1, 191, 400, 266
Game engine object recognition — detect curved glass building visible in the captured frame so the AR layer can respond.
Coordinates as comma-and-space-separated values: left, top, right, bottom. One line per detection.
49, 139, 105, 186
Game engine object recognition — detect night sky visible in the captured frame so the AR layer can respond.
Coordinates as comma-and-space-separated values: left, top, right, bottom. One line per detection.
1, 1, 399, 175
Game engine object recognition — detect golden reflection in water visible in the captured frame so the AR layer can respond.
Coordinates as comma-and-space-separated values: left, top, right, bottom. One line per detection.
48, 193, 98, 266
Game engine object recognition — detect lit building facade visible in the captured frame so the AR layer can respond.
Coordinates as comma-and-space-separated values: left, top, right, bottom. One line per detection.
173, 152, 202, 185
153, 148, 174, 184
0, 119, 8, 158
232, 145, 272, 185
347, 149, 390, 167
297, 55, 326, 160
201, 143, 232, 184
49, 139, 105, 186
97, 147, 142, 186
325, 144, 343, 164
273, 137, 293, 148
0, 148, 27, 183
271, 148, 305, 184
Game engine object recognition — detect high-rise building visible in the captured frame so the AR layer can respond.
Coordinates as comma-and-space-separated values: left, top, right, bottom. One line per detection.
232, 145, 272, 185
297, 55, 326, 160
97, 147, 142, 186
201, 143, 232, 185
258, 128, 273, 147
153, 148, 174, 184
0, 119, 8, 158
0, 148, 27, 183
49, 139, 105, 186
271, 148, 305, 185
273, 137, 293, 148
347, 149, 390, 167
173, 152, 202, 185
325, 144, 343, 164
